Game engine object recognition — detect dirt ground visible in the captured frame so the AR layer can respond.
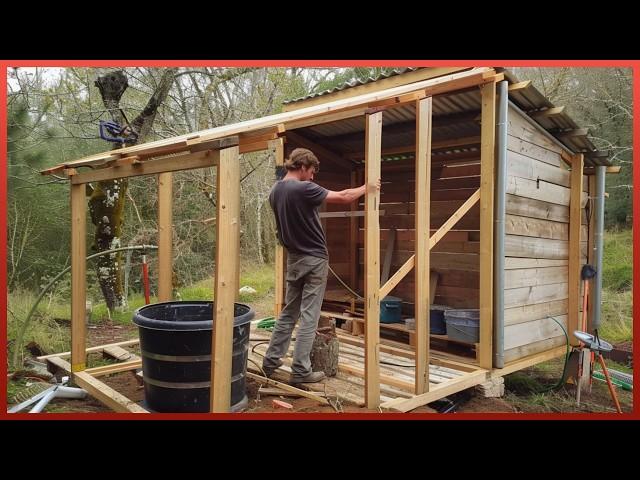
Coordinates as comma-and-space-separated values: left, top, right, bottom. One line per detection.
9, 322, 633, 415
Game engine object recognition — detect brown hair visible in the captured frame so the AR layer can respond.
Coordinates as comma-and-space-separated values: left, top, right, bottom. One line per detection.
284, 148, 319, 172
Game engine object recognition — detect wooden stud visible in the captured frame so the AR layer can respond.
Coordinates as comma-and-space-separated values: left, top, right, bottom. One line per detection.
568, 153, 584, 344
479, 82, 496, 369
350, 170, 359, 294
70, 183, 87, 373
157, 172, 173, 302
211, 146, 240, 412
415, 97, 432, 394
364, 111, 382, 408
271, 138, 286, 318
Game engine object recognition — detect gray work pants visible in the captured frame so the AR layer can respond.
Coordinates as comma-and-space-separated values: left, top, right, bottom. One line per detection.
263, 253, 328, 378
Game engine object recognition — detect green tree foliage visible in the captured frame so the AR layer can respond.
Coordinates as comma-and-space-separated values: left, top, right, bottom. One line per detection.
511, 67, 632, 227
7, 69, 71, 291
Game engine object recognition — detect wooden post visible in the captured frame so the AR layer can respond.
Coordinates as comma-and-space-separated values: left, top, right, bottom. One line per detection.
70, 183, 87, 373
349, 170, 359, 292
568, 153, 584, 344
157, 172, 173, 302
211, 146, 240, 412
479, 82, 496, 369
364, 111, 382, 408
415, 97, 432, 393
270, 138, 286, 317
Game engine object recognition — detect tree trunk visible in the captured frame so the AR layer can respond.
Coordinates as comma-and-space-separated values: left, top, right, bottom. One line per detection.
310, 320, 339, 377
89, 69, 177, 311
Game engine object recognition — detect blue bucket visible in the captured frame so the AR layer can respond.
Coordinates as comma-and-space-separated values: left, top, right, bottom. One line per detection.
380, 296, 402, 323
430, 305, 450, 335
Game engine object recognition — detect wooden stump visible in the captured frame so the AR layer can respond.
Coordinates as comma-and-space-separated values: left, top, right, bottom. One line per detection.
311, 319, 339, 377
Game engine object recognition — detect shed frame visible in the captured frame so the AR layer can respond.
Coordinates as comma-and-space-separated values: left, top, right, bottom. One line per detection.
40, 66, 612, 412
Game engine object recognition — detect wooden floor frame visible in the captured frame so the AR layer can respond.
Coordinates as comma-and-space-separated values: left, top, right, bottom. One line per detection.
38, 334, 567, 413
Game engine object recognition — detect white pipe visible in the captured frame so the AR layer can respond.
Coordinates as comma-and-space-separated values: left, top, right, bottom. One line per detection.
55, 386, 88, 399
7, 385, 57, 413
29, 389, 58, 413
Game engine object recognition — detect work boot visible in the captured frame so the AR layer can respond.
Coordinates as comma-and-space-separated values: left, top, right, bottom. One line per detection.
290, 371, 326, 384
262, 359, 283, 379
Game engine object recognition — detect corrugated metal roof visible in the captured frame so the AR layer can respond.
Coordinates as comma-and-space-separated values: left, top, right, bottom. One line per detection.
288, 67, 610, 167
284, 68, 421, 104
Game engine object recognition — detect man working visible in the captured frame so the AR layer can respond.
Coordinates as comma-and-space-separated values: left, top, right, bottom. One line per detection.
262, 147, 380, 384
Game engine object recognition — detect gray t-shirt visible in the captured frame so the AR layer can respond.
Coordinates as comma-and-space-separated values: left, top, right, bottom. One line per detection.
269, 180, 329, 259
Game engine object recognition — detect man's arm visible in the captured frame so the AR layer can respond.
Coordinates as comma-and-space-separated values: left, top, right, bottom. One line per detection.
324, 179, 381, 205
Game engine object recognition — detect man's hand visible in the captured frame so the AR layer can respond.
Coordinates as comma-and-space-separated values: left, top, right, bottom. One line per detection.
368, 178, 381, 193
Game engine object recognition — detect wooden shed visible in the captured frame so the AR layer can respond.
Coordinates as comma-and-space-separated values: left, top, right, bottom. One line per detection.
40, 66, 615, 413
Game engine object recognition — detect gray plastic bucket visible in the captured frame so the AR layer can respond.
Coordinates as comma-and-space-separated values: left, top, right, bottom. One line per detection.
444, 309, 480, 343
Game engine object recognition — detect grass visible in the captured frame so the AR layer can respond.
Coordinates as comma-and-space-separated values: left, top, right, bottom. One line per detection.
599, 289, 633, 343
597, 229, 633, 344
7, 289, 70, 369
602, 229, 633, 292
503, 357, 633, 413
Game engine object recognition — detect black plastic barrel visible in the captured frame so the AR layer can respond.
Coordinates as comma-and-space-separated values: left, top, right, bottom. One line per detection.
132, 301, 254, 413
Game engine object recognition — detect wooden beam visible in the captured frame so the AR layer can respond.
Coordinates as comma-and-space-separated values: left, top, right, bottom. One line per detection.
556, 128, 589, 139
74, 371, 148, 413
489, 346, 566, 378
429, 188, 480, 249
157, 172, 173, 302
479, 82, 496, 370
364, 111, 382, 408
85, 359, 142, 377
568, 153, 584, 345
70, 183, 86, 373
414, 97, 432, 394
246, 372, 330, 405
71, 149, 220, 184
46, 356, 146, 412
45, 68, 493, 175
379, 255, 415, 299
319, 210, 386, 218
529, 106, 565, 119
508, 80, 532, 92
37, 339, 140, 361
211, 146, 240, 412
381, 369, 487, 412
270, 138, 286, 318
584, 166, 621, 175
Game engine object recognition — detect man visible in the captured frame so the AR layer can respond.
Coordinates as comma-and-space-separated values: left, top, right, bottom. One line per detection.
262, 147, 380, 384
